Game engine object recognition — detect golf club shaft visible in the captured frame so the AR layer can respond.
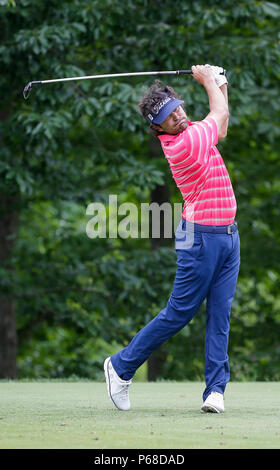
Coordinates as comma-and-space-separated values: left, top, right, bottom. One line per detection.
42, 69, 192, 84
23, 70, 192, 99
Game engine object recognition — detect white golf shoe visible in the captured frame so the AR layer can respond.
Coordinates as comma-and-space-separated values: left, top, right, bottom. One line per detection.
201, 391, 225, 413
104, 357, 132, 411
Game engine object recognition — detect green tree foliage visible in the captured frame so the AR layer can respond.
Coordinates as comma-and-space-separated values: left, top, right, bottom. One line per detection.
0, 0, 280, 379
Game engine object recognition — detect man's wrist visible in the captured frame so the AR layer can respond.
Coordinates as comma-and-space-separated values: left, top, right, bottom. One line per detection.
203, 77, 218, 90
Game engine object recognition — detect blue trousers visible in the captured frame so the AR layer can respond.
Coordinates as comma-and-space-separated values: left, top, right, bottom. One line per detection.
111, 220, 240, 401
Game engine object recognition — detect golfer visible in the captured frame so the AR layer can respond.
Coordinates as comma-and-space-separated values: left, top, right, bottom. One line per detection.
104, 64, 240, 413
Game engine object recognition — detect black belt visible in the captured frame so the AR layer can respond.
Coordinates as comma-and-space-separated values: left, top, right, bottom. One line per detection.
184, 221, 238, 235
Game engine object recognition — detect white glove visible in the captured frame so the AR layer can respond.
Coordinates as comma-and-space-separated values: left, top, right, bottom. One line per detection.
205, 64, 228, 87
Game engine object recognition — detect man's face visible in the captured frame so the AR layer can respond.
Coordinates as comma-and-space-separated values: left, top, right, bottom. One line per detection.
153, 106, 188, 135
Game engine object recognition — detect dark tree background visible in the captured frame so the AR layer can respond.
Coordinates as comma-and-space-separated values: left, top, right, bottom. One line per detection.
1, 0, 280, 381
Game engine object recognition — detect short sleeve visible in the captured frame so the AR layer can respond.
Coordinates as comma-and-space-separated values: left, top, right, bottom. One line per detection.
203, 117, 218, 146
181, 118, 218, 166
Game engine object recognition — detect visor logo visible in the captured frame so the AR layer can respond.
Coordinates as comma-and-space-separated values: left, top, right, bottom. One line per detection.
152, 96, 171, 115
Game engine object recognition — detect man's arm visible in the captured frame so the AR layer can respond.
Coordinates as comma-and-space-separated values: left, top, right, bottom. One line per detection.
218, 83, 229, 138
191, 65, 229, 140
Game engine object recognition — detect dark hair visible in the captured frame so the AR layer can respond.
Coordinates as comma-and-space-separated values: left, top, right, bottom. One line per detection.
138, 79, 183, 137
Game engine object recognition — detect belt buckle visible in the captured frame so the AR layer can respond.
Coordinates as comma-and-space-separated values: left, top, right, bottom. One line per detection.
227, 224, 234, 235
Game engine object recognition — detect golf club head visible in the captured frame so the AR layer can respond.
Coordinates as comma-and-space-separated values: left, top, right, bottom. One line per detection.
23, 81, 41, 99
23, 82, 33, 99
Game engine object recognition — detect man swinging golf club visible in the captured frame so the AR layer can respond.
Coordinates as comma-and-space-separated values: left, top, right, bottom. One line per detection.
104, 64, 240, 413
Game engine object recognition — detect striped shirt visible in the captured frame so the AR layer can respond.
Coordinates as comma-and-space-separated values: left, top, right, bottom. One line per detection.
158, 118, 237, 225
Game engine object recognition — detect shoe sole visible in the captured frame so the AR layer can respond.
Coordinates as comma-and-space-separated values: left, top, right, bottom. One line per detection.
201, 404, 223, 413
104, 357, 129, 411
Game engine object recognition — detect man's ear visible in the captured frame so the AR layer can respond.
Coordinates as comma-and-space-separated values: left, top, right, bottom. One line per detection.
151, 124, 162, 133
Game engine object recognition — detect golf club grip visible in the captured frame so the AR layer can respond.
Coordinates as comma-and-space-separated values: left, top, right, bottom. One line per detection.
178, 69, 226, 75
177, 70, 192, 74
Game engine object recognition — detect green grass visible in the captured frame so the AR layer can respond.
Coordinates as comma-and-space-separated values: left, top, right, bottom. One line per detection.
0, 381, 279, 449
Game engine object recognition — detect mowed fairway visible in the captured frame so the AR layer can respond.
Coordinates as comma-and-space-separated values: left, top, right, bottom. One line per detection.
0, 381, 279, 449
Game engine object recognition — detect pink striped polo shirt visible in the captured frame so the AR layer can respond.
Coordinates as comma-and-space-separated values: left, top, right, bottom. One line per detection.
158, 118, 237, 225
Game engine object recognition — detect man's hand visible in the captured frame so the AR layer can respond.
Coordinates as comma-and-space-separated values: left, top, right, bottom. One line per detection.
191, 65, 216, 87
205, 64, 228, 88
191, 65, 229, 140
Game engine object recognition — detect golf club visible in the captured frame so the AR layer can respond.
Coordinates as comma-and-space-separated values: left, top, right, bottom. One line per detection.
23, 68, 226, 99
